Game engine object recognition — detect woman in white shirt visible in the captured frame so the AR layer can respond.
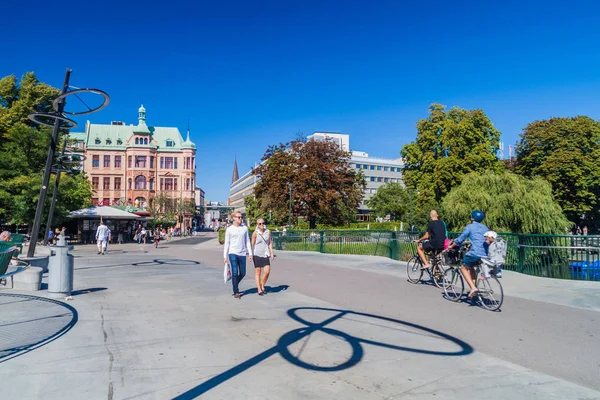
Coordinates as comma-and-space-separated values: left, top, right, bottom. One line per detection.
251, 218, 274, 296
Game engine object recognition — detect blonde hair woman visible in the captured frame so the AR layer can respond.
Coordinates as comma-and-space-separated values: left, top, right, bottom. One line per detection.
251, 219, 274, 296
0, 231, 11, 242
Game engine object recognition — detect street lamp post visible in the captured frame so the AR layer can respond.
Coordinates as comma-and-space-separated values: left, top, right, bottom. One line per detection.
288, 183, 293, 227
408, 189, 413, 230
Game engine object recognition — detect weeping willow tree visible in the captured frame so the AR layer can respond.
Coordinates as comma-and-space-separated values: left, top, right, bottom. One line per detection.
441, 172, 571, 234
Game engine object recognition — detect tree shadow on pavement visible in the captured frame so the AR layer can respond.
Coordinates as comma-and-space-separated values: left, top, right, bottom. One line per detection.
172, 306, 474, 399
0, 293, 78, 363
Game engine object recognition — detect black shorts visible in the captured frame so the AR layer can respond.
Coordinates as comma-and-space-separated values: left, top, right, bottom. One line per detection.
253, 256, 270, 268
422, 240, 443, 254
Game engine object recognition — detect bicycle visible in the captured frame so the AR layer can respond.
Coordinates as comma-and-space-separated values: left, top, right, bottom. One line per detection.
406, 246, 447, 288
442, 252, 504, 311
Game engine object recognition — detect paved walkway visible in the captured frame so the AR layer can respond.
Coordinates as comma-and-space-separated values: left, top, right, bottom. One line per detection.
1, 234, 599, 400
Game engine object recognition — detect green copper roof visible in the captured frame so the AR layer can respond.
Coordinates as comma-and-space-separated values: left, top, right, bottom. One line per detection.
83, 106, 196, 151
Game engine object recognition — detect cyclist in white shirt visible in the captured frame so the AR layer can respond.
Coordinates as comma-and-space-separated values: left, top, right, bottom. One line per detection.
223, 212, 253, 298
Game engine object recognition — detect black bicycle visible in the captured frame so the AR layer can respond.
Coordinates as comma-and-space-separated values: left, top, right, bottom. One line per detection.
406, 247, 446, 288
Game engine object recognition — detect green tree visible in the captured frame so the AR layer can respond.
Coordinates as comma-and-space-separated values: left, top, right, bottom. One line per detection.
253, 138, 364, 227
0, 72, 92, 227
401, 104, 503, 208
514, 116, 600, 224
441, 171, 571, 234
244, 195, 264, 225
367, 182, 409, 221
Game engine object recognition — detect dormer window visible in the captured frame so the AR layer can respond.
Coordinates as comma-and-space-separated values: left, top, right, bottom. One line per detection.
117, 139, 122, 145
106, 139, 112, 145
135, 138, 139, 145
144, 138, 148, 145
94, 138, 101, 144
166, 139, 174, 147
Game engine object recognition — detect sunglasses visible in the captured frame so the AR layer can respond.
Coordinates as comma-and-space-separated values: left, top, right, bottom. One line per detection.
233, 216, 242, 219
257, 223, 264, 225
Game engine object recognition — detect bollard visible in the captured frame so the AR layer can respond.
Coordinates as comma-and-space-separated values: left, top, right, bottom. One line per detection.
48, 244, 74, 298
56, 233, 67, 247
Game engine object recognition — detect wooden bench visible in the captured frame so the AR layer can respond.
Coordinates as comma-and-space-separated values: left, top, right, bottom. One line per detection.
0, 247, 30, 287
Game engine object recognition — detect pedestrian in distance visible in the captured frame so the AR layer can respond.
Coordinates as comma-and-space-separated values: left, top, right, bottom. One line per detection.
96, 220, 110, 255
251, 218, 274, 296
154, 227, 160, 248
223, 211, 253, 299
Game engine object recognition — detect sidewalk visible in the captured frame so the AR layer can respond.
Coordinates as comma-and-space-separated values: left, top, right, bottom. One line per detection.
269, 250, 600, 312
0, 236, 598, 400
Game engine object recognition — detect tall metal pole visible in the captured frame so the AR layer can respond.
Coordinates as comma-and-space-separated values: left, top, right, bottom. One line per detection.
43, 138, 68, 246
27, 69, 72, 258
288, 183, 293, 227
409, 189, 413, 230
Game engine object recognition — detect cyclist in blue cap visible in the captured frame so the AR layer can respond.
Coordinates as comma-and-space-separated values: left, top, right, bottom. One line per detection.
449, 210, 489, 298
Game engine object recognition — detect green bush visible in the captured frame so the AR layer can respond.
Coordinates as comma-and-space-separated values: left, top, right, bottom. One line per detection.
218, 228, 225, 244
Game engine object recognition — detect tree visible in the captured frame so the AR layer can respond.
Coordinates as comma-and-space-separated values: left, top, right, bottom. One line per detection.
367, 182, 409, 221
149, 192, 177, 226
400, 104, 503, 207
514, 116, 600, 225
0, 72, 92, 227
441, 171, 571, 234
253, 138, 364, 227
244, 195, 264, 225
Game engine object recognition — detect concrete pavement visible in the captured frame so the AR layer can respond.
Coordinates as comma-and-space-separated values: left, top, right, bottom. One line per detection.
0, 233, 599, 400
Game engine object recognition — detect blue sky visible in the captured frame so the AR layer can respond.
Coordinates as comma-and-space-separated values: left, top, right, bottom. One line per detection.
3, 0, 600, 201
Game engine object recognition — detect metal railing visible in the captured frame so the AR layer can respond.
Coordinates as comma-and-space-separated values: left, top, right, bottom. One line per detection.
272, 230, 600, 281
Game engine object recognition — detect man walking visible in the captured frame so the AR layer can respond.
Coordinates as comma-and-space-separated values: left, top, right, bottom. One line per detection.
96, 220, 110, 255
223, 212, 253, 298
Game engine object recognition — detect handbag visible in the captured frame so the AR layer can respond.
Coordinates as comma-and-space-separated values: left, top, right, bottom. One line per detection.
223, 262, 232, 283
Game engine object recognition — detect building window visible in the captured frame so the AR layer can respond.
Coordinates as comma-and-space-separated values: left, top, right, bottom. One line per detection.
150, 156, 154, 168
162, 157, 175, 169
92, 155, 99, 168
160, 178, 164, 190
185, 178, 191, 191
149, 178, 154, 190
106, 139, 111, 145
377, 166, 382, 171
164, 178, 174, 190
370, 177, 375, 182
144, 138, 148, 144
355, 164, 360, 169
377, 177, 383, 182
384, 178, 389, 182
370, 165, 375, 170
117, 139, 122, 145
92, 177, 99, 189
135, 138, 139, 145
114, 177, 121, 190
128, 156, 132, 168
103, 177, 110, 189
166, 139, 174, 147
384, 167, 389, 171
192, 157, 195, 168
103, 155, 110, 168
135, 156, 147, 168
114, 156, 121, 168
135, 175, 146, 190
95, 138, 100, 144
128, 178, 132, 189
390, 167, 395, 172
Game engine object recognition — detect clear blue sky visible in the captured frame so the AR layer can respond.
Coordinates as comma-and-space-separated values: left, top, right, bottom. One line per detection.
3, 0, 600, 201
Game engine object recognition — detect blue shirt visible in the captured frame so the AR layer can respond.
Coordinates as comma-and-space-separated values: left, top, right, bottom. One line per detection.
454, 222, 489, 257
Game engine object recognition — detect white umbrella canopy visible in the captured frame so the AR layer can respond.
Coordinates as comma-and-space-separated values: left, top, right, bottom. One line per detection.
69, 206, 141, 220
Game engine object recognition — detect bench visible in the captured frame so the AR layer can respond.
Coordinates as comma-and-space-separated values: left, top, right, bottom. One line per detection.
0, 247, 30, 287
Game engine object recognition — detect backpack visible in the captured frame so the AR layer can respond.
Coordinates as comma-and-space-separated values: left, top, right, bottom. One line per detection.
488, 237, 507, 265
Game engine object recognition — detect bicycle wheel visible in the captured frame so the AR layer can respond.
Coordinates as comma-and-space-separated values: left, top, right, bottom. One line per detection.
406, 257, 423, 284
431, 263, 447, 289
443, 267, 464, 301
476, 275, 504, 311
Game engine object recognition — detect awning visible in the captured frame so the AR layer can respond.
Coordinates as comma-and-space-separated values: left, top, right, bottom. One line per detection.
68, 206, 141, 220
